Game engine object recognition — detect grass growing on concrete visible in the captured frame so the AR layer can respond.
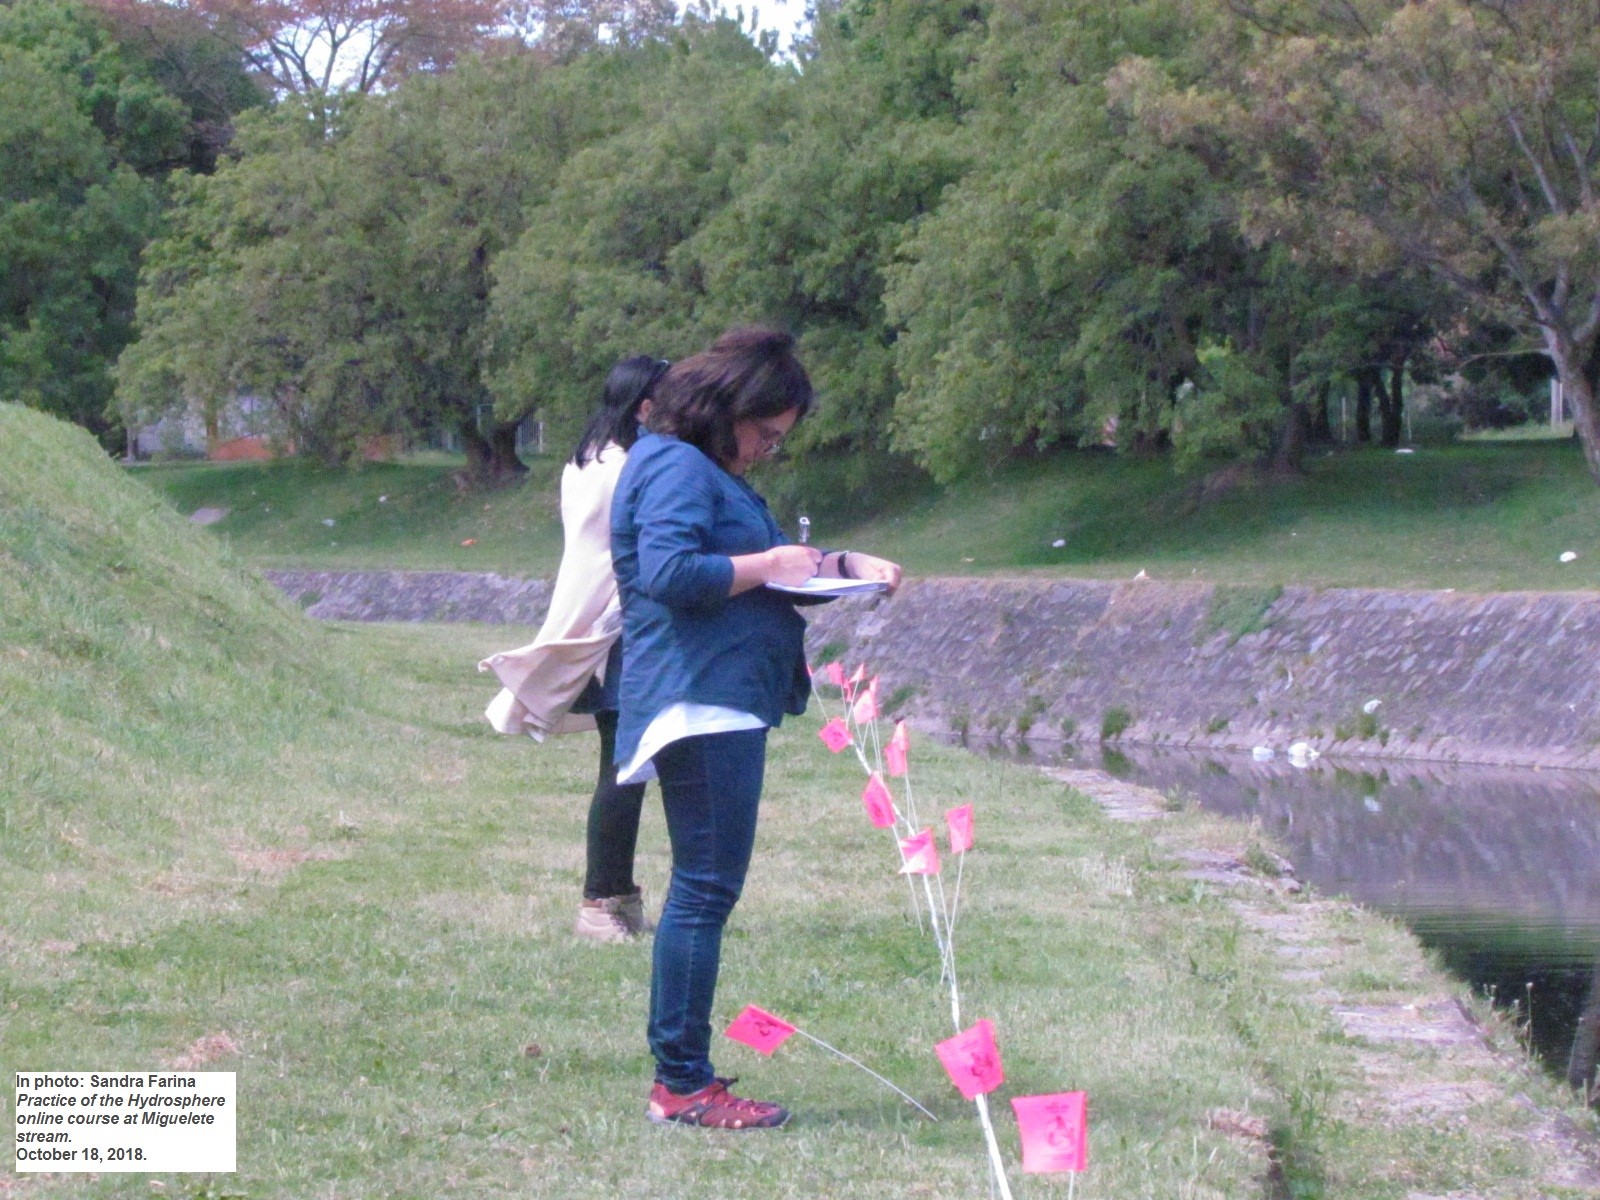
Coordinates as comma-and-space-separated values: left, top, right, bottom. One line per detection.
136, 438, 1600, 592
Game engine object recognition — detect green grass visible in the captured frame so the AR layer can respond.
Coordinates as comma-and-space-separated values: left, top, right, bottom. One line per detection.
840, 440, 1600, 590
3, 404, 1588, 1196
135, 439, 1600, 591
131, 455, 566, 574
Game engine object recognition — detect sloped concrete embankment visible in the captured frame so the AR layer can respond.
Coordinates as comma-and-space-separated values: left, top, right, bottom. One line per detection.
265, 568, 551, 624
263, 568, 1600, 769
802, 578, 1600, 771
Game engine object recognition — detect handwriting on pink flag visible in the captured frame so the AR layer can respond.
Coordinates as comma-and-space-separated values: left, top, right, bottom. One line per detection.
945, 804, 975, 854
818, 717, 852, 753
884, 720, 909, 777
1011, 1092, 1087, 1173
898, 828, 940, 875
824, 662, 847, 689
851, 677, 880, 723
935, 1019, 1003, 1099
861, 773, 896, 829
724, 1005, 798, 1056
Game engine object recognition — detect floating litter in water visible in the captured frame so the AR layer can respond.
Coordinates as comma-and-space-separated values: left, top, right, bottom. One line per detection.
1287, 741, 1319, 768
321, 518, 335, 526
1363, 797, 1382, 813
1251, 746, 1275, 761
1362, 698, 1382, 715
1560, 551, 1577, 563
1052, 539, 1066, 548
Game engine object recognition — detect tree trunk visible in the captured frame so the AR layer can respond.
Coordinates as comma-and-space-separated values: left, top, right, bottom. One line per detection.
458, 416, 528, 489
1543, 332, 1600, 483
1378, 356, 1405, 448
1271, 398, 1309, 475
1309, 381, 1333, 444
1354, 369, 1375, 444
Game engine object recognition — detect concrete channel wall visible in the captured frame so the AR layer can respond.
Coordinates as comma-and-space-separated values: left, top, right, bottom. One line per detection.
266, 569, 1600, 770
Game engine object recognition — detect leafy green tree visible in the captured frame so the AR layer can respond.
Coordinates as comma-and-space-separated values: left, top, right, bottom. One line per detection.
1170, 0, 1600, 479
484, 16, 786, 449
0, 0, 251, 441
121, 48, 636, 480
488, 1, 981, 456
884, 0, 1247, 480
683, 0, 979, 453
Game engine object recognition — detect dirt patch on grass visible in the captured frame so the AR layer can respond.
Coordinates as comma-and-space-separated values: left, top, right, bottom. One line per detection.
228, 845, 342, 877
168, 1032, 240, 1069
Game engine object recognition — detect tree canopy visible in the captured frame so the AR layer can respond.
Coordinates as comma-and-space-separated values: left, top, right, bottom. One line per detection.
0, 0, 260, 441
0, 0, 1578, 484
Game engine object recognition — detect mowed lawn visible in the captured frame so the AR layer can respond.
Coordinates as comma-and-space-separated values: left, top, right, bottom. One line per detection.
2, 619, 1574, 1198
138, 437, 1600, 592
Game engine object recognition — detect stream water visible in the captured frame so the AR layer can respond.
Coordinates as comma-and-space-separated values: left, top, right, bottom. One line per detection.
1000, 741, 1600, 1088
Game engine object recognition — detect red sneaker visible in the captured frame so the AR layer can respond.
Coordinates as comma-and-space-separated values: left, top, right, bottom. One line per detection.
647, 1077, 790, 1130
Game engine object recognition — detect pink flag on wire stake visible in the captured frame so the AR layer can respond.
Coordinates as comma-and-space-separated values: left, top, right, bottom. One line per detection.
818, 718, 852, 753
945, 804, 975, 854
824, 662, 848, 690
861, 773, 896, 829
935, 1019, 1004, 1099
851, 677, 880, 723
884, 720, 910, 777
846, 663, 866, 701
898, 828, 940, 875
724, 1005, 798, 1056
1011, 1092, 1088, 1173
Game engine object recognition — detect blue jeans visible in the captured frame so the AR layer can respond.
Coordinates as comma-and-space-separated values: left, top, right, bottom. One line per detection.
647, 728, 768, 1094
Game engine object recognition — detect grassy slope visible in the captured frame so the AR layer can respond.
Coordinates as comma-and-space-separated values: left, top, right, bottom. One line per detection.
137, 438, 1600, 591
3, 403, 1588, 1196
132, 456, 566, 575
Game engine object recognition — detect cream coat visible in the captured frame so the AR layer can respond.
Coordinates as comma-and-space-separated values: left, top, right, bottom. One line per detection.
479, 444, 626, 739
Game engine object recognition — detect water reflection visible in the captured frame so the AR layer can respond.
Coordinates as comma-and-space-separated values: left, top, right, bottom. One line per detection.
1010, 741, 1600, 1089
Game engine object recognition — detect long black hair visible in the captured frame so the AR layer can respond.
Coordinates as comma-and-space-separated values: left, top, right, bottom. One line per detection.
571, 355, 671, 467
645, 328, 813, 466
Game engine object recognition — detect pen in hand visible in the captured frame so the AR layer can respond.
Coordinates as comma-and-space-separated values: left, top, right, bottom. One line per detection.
798, 515, 810, 545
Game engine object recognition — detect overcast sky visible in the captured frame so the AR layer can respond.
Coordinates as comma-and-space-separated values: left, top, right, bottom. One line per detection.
747, 0, 813, 55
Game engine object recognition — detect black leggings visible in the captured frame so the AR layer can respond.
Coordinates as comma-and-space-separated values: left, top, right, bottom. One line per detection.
583, 710, 648, 900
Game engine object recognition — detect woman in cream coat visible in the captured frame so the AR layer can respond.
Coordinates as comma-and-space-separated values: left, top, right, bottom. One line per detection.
481, 356, 671, 942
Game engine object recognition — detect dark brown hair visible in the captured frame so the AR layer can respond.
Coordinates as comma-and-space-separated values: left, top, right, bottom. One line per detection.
645, 327, 813, 465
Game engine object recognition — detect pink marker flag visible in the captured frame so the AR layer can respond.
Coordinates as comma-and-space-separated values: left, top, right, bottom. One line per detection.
851, 677, 880, 724
884, 720, 910, 776
945, 803, 975, 854
818, 717, 852, 753
935, 1019, 1004, 1099
1011, 1092, 1088, 1173
898, 828, 940, 875
861, 773, 896, 829
824, 661, 848, 690
725, 1005, 798, 1056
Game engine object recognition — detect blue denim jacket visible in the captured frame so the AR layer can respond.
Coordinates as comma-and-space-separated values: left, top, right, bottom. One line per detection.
610, 432, 812, 768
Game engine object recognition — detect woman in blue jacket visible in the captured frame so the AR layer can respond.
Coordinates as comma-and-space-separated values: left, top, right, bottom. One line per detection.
611, 328, 902, 1129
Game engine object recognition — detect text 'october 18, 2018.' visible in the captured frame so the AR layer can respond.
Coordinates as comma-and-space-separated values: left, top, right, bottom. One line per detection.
14, 1072, 236, 1172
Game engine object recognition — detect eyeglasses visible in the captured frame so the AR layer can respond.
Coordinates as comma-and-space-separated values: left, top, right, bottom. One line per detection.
754, 423, 789, 456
